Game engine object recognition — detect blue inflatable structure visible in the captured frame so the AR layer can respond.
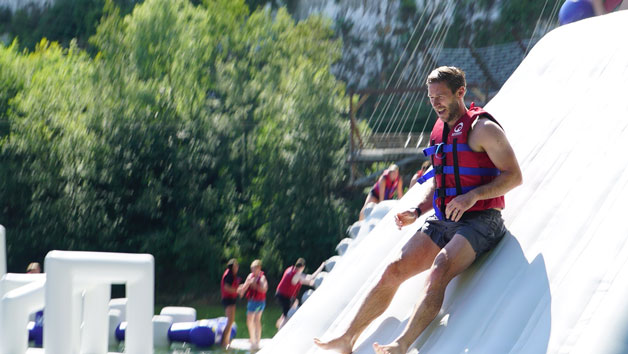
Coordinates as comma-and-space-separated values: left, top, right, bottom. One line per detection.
27, 310, 44, 347
116, 316, 236, 348
559, 0, 595, 25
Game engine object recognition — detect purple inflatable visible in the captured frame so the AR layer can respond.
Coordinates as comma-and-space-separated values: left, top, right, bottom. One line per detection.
559, 0, 595, 25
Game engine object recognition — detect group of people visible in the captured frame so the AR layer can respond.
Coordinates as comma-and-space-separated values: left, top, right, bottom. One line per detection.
21, 66, 521, 354
220, 257, 325, 350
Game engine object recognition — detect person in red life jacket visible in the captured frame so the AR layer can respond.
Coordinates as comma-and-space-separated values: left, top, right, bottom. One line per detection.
275, 258, 326, 329
220, 258, 240, 348
591, 0, 628, 14
409, 160, 432, 189
238, 259, 268, 350
359, 164, 404, 220
315, 66, 522, 354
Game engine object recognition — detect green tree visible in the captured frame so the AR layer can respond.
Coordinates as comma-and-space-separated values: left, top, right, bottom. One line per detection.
1, 0, 349, 299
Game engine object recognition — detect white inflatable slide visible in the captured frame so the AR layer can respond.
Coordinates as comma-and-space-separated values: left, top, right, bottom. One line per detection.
261, 10, 628, 354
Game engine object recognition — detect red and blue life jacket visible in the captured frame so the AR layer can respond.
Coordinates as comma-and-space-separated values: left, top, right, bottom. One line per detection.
418, 103, 505, 220
372, 170, 399, 200
245, 272, 267, 302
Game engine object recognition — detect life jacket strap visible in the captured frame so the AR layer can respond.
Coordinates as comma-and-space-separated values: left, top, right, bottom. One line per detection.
423, 142, 473, 157
432, 186, 476, 220
417, 166, 501, 184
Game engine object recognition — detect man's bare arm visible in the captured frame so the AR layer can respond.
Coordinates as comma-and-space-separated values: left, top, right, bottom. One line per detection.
395, 180, 435, 229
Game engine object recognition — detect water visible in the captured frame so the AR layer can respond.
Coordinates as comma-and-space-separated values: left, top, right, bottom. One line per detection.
113, 342, 252, 354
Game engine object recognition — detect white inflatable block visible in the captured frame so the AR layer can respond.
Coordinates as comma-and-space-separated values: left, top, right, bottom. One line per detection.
108, 298, 127, 323
301, 289, 314, 303
362, 202, 375, 219
44, 251, 154, 354
287, 306, 298, 320
347, 221, 362, 239
160, 306, 196, 323
108, 309, 122, 345
0, 280, 45, 354
152, 315, 173, 348
27, 308, 44, 322
0, 273, 46, 298
324, 256, 340, 272
313, 272, 327, 289
335, 238, 352, 256
371, 200, 397, 218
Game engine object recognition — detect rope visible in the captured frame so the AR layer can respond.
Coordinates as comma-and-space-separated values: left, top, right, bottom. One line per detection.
378, 1, 454, 143
363, 3, 433, 132
369, 2, 447, 139
388, 11, 452, 140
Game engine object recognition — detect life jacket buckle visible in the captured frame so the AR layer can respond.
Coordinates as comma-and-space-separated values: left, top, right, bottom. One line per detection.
434, 143, 445, 160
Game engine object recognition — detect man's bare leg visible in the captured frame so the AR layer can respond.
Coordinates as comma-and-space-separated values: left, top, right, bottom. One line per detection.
373, 234, 476, 354
314, 232, 440, 353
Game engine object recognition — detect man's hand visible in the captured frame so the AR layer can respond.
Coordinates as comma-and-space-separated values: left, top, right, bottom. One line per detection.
445, 191, 478, 222
395, 209, 418, 230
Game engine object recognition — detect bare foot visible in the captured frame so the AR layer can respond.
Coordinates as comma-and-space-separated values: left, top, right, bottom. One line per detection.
250, 341, 260, 351
373, 341, 406, 354
314, 335, 354, 354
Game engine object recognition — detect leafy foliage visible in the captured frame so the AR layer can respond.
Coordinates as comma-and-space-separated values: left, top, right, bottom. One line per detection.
0, 0, 349, 298
0, 0, 139, 50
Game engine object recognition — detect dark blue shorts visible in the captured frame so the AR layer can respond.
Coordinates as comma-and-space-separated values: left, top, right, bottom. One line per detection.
275, 293, 295, 317
420, 209, 506, 256
221, 297, 237, 307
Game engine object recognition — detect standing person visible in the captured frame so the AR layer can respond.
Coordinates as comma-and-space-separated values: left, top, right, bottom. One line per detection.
238, 259, 268, 350
275, 258, 326, 329
220, 258, 240, 348
360, 164, 404, 220
409, 160, 431, 189
314, 66, 522, 354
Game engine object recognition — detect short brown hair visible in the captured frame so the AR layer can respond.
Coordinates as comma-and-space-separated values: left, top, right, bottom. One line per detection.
295, 258, 306, 268
426, 66, 466, 94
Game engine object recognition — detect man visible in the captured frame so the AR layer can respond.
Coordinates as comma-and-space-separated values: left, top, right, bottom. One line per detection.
275, 258, 326, 329
314, 66, 522, 354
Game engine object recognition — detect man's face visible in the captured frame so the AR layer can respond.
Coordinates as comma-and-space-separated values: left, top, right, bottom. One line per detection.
428, 82, 463, 125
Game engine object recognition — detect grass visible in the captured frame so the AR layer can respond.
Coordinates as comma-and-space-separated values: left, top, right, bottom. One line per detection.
196, 302, 282, 340
157, 300, 283, 342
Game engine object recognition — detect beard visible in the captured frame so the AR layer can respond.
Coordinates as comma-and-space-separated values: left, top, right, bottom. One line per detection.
444, 101, 462, 124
